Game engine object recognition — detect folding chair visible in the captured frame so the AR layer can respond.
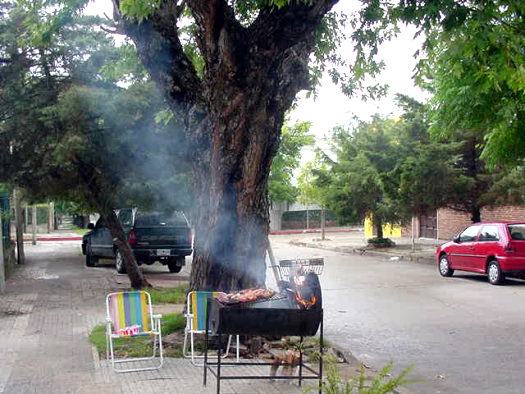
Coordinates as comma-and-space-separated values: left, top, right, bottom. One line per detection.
105, 291, 163, 373
183, 291, 239, 366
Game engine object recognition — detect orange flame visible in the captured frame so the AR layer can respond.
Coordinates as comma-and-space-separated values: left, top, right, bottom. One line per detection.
294, 292, 316, 310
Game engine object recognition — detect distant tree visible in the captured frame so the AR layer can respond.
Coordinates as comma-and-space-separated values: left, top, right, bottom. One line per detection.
0, 6, 189, 287
388, 0, 525, 166
269, 121, 313, 203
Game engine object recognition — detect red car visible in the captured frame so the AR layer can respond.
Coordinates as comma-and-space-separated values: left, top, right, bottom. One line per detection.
436, 222, 525, 285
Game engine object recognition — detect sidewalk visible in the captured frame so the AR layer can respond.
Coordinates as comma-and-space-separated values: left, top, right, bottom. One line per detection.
0, 243, 305, 394
270, 230, 443, 265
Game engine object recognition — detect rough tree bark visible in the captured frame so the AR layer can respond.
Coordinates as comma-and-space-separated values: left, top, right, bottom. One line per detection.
118, 0, 338, 291
103, 209, 149, 289
77, 163, 149, 288
375, 217, 384, 239
13, 188, 25, 264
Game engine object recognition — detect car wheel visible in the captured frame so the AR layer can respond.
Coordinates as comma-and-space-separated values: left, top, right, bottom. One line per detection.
115, 250, 127, 274
167, 257, 184, 273
439, 254, 454, 277
487, 260, 505, 285
85, 245, 98, 267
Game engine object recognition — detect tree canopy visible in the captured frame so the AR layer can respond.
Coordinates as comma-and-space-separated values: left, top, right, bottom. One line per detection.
1, 0, 523, 289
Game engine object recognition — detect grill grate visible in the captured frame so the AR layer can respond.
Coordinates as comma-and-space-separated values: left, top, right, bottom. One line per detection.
271, 258, 324, 282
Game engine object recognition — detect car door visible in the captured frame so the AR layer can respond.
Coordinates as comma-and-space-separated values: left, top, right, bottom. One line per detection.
472, 225, 501, 272
449, 225, 481, 270
90, 217, 113, 257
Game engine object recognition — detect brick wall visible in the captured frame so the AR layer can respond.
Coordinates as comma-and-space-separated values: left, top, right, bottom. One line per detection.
481, 206, 525, 222
437, 209, 471, 240
436, 206, 525, 240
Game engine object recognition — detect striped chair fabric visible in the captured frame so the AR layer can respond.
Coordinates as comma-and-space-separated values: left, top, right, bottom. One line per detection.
189, 291, 220, 332
107, 291, 152, 337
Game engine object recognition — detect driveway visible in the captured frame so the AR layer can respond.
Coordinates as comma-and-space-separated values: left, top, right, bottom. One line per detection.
270, 236, 525, 394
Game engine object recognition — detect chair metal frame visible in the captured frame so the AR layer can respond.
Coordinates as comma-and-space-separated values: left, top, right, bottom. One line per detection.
105, 291, 163, 373
183, 291, 239, 366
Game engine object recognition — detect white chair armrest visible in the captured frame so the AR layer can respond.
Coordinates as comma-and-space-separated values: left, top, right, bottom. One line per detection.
152, 314, 162, 320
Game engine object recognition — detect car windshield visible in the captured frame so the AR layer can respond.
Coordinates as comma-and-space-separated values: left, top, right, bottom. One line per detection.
134, 211, 187, 227
508, 224, 525, 240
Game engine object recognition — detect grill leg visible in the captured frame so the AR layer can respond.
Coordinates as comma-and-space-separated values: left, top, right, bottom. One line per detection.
299, 336, 303, 387
203, 301, 209, 386
217, 334, 222, 394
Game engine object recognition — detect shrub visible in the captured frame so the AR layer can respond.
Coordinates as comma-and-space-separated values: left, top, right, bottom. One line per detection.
367, 237, 396, 248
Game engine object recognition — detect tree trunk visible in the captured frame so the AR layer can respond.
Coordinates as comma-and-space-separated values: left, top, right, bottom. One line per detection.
375, 217, 384, 239
471, 206, 481, 223
189, 108, 277, 292
103, 210, 150, 289
31, 205, 37, 245
13, 188, 25, 264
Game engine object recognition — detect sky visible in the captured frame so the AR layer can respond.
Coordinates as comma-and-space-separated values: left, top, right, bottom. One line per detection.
84, 0, 429, 161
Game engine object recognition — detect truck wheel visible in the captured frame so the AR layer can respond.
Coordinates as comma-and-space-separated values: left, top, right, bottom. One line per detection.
85, 247, 98, 267
168, 257, 184, 273
116, 250, 127, 274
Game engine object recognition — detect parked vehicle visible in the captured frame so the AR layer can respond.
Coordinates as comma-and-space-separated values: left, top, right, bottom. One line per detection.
436, 222, 525, 285
82, 208, 193, 273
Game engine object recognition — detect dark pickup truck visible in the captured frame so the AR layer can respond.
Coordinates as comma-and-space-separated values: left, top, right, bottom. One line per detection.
82, 208, 193, 273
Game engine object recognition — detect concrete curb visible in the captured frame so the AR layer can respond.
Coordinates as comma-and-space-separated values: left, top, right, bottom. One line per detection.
270, 228, 360, 235
289, 241, 436, 265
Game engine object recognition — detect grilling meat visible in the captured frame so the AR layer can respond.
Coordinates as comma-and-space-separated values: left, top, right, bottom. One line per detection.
218, 288, 275, 304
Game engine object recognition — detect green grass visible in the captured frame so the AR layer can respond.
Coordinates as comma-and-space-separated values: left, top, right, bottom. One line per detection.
89, 312, 186, 358
147, 284, 188, 304
73, 228, 90, 235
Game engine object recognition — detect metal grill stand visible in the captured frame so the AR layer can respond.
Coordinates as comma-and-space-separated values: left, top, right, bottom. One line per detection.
203, 300, 323, 394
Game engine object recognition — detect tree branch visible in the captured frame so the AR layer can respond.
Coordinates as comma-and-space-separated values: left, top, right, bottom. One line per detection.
249, 0, 338, 52
115, 0, 204, 115
186, 0, 246, 80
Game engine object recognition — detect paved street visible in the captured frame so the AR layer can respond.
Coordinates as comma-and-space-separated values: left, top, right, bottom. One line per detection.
270, 235, 525, 394
3, 236, 525, 393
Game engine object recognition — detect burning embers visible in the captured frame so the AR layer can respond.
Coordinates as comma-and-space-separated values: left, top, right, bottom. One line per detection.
284, 270, 321, 310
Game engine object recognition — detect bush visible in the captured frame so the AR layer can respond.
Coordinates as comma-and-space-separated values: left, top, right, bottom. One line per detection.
367, 237, 396, 248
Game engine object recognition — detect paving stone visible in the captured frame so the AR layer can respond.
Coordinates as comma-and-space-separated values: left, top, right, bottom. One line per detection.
0, 243, 307, 394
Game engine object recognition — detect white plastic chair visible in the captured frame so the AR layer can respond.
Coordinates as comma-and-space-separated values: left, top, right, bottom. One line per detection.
105, 291, 163, 373
183, 291, 239, 366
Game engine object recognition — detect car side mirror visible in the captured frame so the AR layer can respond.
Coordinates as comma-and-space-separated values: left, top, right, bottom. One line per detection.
87, 223, 95, 230
453, 236, 460, 243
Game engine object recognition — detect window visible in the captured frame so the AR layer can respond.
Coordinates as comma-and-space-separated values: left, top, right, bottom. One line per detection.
117, 209, 133, 228
508, 224, 525, 240
135, 211, 187, 227
459, 226, 480, 242
478, 226, 499, 242
95, 218, 106, 229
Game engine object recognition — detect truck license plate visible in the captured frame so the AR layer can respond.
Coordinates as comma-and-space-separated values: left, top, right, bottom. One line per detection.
157, 249, 170, 256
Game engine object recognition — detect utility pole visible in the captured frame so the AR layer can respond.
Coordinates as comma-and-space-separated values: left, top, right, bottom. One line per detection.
321, 207, 326, 241
13, 188, 25, 264
0, 212, 6, 293
48, 202, 54, 233
32, 205, 37, 245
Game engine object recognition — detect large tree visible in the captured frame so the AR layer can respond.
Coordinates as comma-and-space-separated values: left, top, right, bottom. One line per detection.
111, 1, 341, 291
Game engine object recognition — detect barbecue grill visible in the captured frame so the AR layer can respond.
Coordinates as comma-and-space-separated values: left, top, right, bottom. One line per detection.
203, 272, 324, 394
